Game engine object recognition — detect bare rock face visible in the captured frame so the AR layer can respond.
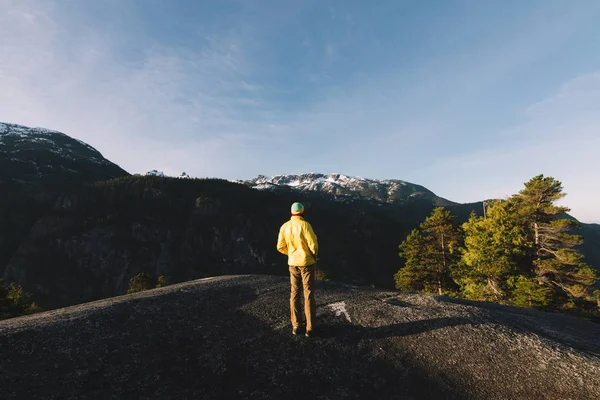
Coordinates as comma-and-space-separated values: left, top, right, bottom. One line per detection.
1, 275, 599, 399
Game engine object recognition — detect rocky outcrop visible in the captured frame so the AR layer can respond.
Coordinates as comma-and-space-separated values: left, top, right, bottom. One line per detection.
1, 275, 599, 399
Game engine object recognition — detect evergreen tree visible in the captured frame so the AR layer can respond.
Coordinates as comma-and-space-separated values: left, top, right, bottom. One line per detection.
507, 275, 552, 308
511, 175, 597, 305
0, 279, 41, 320
127, 272, 156, 294
395, 230, 427, 292
459, 201, 527, 301
156, 275, 168, 288
396, 207, 462, 295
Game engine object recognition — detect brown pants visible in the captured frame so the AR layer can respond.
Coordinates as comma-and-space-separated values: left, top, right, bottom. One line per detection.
289, 264, 316, 331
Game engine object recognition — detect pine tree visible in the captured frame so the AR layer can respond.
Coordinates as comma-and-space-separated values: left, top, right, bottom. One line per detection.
396, 207, 462, 295
459, 201, 527, 301
0, 279, 41, 320
127, 272, 156, 294
156, 275, 168, 288
507, 275, 552, 308
511, 175, 597, 305
395, 229, 427, 292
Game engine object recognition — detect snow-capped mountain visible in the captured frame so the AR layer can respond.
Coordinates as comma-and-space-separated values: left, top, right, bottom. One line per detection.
146, 170, 166, 177
144, 171, 191, 178
242, 173, 454, 206
0, 122, 128, 184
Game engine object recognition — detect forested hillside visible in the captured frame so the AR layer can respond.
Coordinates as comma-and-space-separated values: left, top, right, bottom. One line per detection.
1, 123, 599, 319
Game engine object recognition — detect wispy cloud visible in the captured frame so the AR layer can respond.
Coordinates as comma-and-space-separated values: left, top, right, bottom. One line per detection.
0, 0, 283, 177
0, 0, 599, 221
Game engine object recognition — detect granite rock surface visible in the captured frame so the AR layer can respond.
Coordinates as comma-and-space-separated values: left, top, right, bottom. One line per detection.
1, 275, 600, 399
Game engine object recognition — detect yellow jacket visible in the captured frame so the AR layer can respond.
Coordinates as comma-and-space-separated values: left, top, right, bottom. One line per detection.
277, 215, 319, 266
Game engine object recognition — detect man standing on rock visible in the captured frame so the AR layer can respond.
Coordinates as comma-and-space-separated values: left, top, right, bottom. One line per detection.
277, 202, 319, 337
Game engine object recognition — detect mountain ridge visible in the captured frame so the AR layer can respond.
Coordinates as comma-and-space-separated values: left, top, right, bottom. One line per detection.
0, 122, 128, 186
241, 172, 456, 206
0, 121, 599, 310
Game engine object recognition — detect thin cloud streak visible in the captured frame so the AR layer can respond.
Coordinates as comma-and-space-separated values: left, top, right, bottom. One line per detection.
0, 1, 280, 177
0, 1, 599, 222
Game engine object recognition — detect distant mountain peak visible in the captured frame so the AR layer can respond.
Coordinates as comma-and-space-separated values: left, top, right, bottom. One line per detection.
146, 170, 166, 177
0, 122, 100, 155
0, 121, 128, 184
242, 173, 454, 206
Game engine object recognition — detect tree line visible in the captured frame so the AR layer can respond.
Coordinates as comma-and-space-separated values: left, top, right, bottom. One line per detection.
395, 175, 598, 314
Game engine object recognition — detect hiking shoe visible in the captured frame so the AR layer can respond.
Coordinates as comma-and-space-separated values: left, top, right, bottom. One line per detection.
292, 326, 299, 336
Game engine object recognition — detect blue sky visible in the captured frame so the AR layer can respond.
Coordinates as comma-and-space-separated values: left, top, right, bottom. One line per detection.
1, 0, 599, 222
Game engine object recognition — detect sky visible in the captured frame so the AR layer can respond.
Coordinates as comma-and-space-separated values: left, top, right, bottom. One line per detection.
1, 0, 599, 223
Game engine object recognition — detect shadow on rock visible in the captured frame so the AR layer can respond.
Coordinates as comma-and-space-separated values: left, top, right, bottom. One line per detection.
434, 295, 600, 357
1, 277, 465, 400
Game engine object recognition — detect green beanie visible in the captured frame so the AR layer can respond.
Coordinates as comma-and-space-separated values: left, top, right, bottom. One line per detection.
291, 202, 304, 215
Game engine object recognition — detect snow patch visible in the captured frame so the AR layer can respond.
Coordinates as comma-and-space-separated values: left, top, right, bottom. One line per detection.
72, 138, 98, 152
241, 173, 432, 205
254, 183, 276, 190
0, 122, 106, 164
146, 170, 166, 177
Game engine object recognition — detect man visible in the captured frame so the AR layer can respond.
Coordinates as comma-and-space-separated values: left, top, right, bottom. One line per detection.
277, 202, 319, 337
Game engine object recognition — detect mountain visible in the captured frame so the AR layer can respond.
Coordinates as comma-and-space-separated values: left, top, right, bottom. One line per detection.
2, 275, 600, 399
578, 223, 600, 274
146, 170, 166, 177
0, 122, 129, 287
242, 173, 455, 206
1, 122, 599, 311
246, 173, 600, 273
0, 122, 128, 186
2, 175, 416, 309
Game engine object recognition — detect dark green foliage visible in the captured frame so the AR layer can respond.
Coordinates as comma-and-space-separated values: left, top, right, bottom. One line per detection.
511, 175, 597, 307
507, 275, 552, 308
0, 279, 41, 320
396, 175, 599, 317
396, 208, 462, 295
458, 201, 527, 301
127, 273, 168, 294
0, 183, 48, 270
127, 273, 156, 294
3, 123, 599, 320
2, 152, 599, 318
156, 275, 168, 288
7, 173, 448, 309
